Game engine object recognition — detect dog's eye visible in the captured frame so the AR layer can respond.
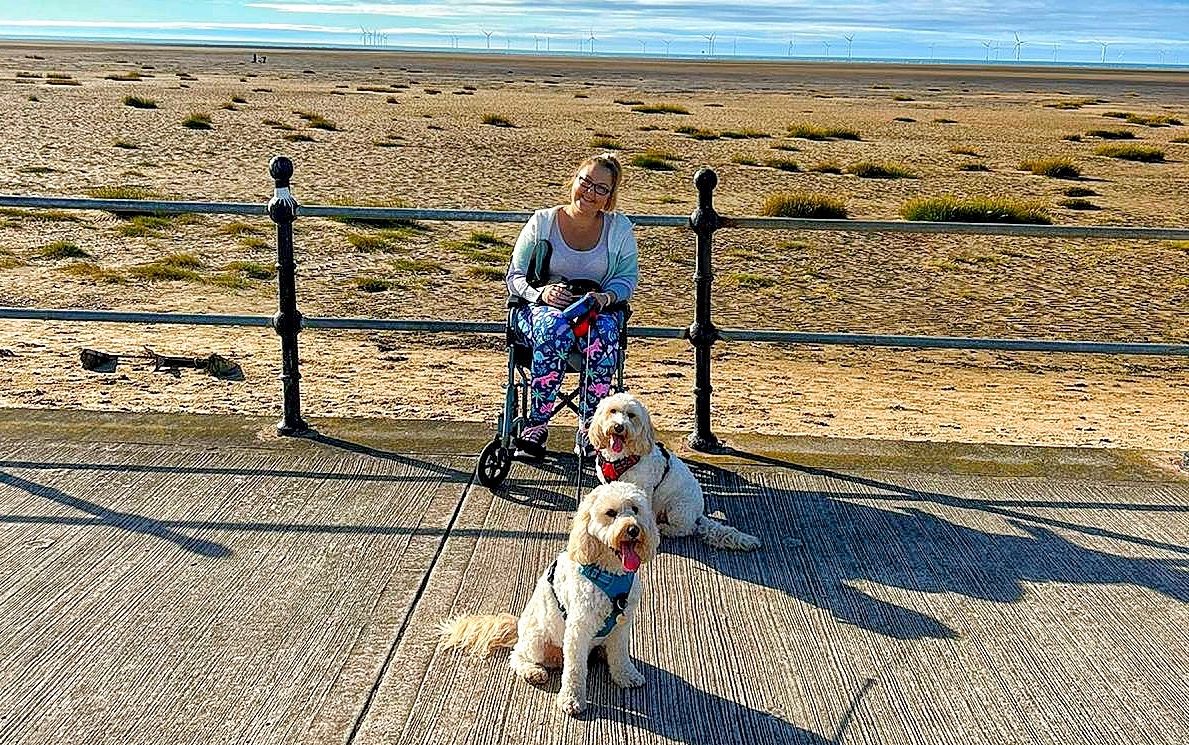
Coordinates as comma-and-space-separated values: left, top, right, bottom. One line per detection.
605, 509, 618, 518
626, 412, 636, 419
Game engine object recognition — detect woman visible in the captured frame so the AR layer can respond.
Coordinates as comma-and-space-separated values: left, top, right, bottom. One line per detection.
505, 153, 639, 459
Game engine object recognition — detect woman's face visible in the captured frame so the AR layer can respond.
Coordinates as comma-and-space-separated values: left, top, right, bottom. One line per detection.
570, 163, 614, 214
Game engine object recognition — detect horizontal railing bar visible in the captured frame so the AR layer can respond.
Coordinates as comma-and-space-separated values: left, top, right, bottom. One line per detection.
0, 195, 265, 216
7, 194, 1189, 240
725, 216, 1189, 241
0, 308, 274, 326
3, 307, 1185, 356
717, 328, 1189, 356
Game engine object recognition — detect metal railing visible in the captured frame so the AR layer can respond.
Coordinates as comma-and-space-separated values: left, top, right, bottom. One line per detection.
2, 156, 1187, 450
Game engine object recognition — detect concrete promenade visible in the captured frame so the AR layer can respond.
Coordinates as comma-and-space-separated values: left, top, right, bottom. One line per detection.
0, 408, 1186, 745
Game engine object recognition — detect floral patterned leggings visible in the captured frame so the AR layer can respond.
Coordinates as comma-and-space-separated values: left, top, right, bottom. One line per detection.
511, 304, 623, 437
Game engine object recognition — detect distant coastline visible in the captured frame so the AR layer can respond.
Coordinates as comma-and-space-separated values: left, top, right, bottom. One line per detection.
3, 34, 1188, 76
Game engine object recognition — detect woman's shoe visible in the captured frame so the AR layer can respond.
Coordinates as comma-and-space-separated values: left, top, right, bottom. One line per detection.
513, 426, 548, 460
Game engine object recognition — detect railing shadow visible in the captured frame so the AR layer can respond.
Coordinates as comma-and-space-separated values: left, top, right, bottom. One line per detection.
0, 470, 231, 558
584, 660, 832, 744
661, 450, 1189, 640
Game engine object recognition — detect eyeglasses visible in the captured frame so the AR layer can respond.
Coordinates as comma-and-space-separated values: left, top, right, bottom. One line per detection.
576, 175, 612, 197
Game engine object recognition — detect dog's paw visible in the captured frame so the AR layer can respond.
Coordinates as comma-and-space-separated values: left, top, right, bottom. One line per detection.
516, 663, 550, 685
556, 693, 586, 716
737, 534, 762, 551
611, 666, 646, 688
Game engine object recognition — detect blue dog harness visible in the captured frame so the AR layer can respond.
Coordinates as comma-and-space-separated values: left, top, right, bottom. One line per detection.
548, 559, 635, 639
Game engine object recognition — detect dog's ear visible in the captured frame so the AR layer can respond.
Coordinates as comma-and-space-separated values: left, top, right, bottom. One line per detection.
635, 496, 660, 564
631, 400, 657, 455
587, 414, 608, 450
567, 495, 600, 565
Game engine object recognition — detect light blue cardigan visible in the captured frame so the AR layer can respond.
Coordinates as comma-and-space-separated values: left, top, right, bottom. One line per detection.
505, 206, 639, 304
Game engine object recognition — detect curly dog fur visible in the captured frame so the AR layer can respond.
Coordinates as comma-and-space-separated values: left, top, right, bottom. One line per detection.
438, 481, 659, 716
587, 391, 761, 551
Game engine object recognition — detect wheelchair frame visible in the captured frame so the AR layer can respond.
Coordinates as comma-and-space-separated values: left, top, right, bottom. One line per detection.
477, 300, 630, 489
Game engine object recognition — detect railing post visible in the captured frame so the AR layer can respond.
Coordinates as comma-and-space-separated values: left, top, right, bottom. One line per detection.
686, 168, 723, 452
268, 155, 309, 436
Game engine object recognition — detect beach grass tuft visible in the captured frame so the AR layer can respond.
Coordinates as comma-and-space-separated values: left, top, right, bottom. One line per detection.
481, 113, 515, 127
901, 196, 1051, 224
760, 191, 848, 219
720, 129, 770, 139
40, 241, 91, 260
1085, 129, 1137, 139
675, 126, 720, 140
116, 215, 174, 237
630, 149, 680, 171
296, 111, 338, 130
85, 185, 159, 200
182, 112, 213, 130
1094, 144, 1165, 162
727, 272, 778, 289
123, 95, 158, 109
764, 158, 800, 172
445, 231, 513, 264
848, 161, 917, 179
787, 123, 861, 141
1020, 157, 1081, 179
630, 103, 690, 115
354, 276, 398, 293
130, 253, 204, 282
62, 262, 126, 284
224, 260, 276, 280
1059, 198, 1100, 210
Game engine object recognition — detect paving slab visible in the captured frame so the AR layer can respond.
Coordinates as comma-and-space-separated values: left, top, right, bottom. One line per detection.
0, 409, 1185, 745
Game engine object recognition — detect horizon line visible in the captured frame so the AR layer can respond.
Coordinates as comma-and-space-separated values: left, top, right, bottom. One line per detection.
5, 34, 1189, 73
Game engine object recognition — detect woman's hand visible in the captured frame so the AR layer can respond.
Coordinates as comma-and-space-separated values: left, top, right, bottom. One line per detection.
540, 283, 574, 308
593, 291, 615, 310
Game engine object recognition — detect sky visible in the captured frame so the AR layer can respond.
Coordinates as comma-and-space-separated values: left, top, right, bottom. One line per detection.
2, 1, 1188, 66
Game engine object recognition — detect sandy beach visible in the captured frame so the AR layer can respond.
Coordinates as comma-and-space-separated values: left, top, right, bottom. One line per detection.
0, 41, 1186, 455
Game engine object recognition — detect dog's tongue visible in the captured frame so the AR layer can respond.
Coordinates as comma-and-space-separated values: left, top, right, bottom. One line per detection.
621, 542, 640, 572
610, 434, 625, 454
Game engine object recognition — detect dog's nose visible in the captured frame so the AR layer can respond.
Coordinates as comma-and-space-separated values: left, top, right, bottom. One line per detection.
626, 524, 639, 539
613, 423, 624, 433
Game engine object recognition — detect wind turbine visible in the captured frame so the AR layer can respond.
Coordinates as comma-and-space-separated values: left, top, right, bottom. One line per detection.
533, 35, 540, 52
982, 40, 992, 61
1013, 32, 1024, 61
482, 29, 493, 50
1052, 42, 1060, 62
663, 39, 672, 57
588, 30, 596, 55
703, 33, 716, 56
787, 35, 796, 57
822, 40, 831, 57
1097, 40, 1109, 63
640, 40, 648, 55
450, 34, 459, 49
844, 33, 854, 61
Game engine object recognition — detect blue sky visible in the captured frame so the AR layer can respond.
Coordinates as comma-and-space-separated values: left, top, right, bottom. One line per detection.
2, 1, 1188, 65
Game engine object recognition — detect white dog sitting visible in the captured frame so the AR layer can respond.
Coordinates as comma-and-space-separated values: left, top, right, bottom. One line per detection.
438, 481, 658, 716
587, 392, 761, 552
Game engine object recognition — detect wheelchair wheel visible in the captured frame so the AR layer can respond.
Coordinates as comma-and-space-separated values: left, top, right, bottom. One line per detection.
477, 438, 512, 489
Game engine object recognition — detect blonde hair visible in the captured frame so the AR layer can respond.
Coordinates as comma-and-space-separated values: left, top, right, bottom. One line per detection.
574, 152, 623, 212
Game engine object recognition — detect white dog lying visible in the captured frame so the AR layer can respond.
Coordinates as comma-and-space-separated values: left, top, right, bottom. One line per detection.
438, 481, 658, 716
587, 392, 761, 552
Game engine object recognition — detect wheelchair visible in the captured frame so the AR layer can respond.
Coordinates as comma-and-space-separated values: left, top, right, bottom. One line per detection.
476, 292, 630, 489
